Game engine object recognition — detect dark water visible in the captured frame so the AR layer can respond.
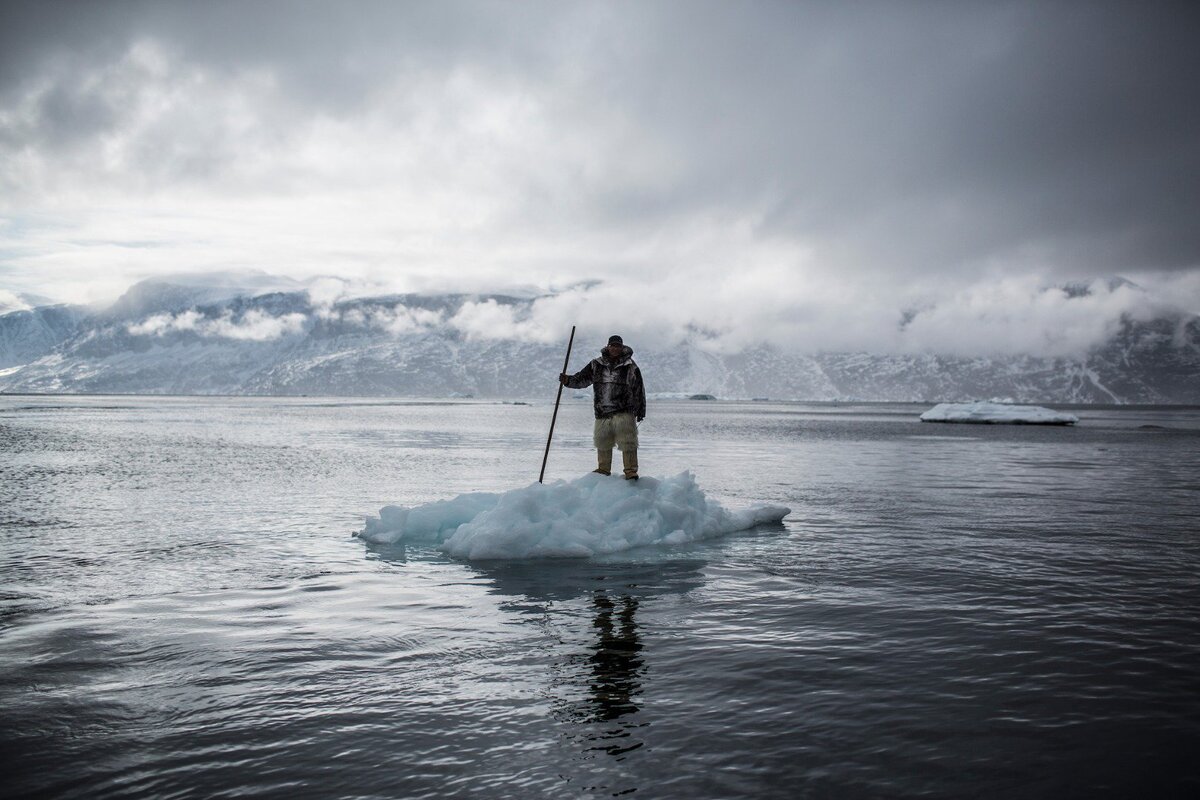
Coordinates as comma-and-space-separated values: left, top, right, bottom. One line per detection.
2, 396, 1198, 798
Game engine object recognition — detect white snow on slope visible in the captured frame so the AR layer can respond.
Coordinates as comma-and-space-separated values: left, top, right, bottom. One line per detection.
359, 471, 790, 559
920, 402, 1079, 425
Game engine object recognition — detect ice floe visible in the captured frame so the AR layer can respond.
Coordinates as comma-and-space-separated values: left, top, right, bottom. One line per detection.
920, 402, 1079, 425
360, 471, 790, 560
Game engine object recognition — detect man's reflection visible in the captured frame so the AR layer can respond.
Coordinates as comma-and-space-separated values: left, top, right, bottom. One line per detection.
585, 592, 644, 723
436, 558, 705, 767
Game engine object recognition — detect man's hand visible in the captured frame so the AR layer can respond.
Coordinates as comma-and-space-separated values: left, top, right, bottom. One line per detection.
559, 373, 569, 386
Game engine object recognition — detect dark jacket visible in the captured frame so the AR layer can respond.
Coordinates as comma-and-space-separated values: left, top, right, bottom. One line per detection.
566, 345, 647, 420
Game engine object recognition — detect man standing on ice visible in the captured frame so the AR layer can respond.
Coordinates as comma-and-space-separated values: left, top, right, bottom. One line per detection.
560, 335, 647, 480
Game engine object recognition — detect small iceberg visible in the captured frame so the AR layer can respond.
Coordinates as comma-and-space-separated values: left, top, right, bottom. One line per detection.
359, 471, 790, 560
919, 402, 1079, 425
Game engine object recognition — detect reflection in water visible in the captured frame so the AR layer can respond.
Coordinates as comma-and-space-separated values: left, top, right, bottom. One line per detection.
580, 593, 645, 757
362, 554, 706, 792
549, 589, 650, 795
362, 540, 408, 564
473, 558, 707, 772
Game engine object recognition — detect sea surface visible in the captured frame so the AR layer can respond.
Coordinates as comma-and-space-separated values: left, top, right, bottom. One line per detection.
1, 395, 1198, 798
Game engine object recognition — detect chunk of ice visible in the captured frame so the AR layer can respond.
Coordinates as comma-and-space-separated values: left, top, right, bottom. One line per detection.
919, 402, 1078, 425
359, 471, 790, 560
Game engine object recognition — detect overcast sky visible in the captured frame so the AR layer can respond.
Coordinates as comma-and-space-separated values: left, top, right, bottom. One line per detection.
2, 0, 1199, 355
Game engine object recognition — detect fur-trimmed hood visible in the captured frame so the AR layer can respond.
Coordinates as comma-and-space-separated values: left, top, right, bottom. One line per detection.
599, 344, 634, 368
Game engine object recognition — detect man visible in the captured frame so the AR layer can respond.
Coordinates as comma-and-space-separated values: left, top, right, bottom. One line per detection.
560, 334, 647, 480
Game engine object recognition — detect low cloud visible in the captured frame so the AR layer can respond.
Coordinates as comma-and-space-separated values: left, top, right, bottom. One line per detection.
449, 299, 554, 343
128, 309, 306, 341
339, 304, 444, 336
127, 309, 201, 336
894, 279, 1158, 358
0, 289, 32, 315
206, 310, 306, 340
307, 277, 349, 311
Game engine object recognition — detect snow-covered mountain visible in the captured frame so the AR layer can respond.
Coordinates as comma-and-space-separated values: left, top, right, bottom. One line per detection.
0, 304, 89, 371
1, 279, 1197, 403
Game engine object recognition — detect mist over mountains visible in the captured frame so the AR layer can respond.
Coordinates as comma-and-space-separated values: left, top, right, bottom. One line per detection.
1, 278, 1196, 403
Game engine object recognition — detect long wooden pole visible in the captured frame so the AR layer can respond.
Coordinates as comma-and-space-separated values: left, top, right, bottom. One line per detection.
539, 325, 576, 483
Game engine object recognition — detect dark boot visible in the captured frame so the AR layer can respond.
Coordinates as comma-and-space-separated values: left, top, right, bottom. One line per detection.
622, 448, 639, 480
594, 449, 613, 476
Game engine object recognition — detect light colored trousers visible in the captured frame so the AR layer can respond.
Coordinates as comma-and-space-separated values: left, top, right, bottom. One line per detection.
594, 412, 638, 451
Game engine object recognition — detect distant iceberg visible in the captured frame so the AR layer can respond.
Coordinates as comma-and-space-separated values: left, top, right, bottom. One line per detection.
920, 402, 1079, 425
360, 471, 790, 560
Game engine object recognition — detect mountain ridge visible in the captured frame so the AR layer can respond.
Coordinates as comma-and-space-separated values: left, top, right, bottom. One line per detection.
1, 280, 1197, 403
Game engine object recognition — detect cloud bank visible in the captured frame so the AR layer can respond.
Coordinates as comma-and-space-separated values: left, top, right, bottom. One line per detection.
3, 0, 1199, 357
109, 270, 1187, 359
128, 308, 306, 341
436, 275, 1188, 358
